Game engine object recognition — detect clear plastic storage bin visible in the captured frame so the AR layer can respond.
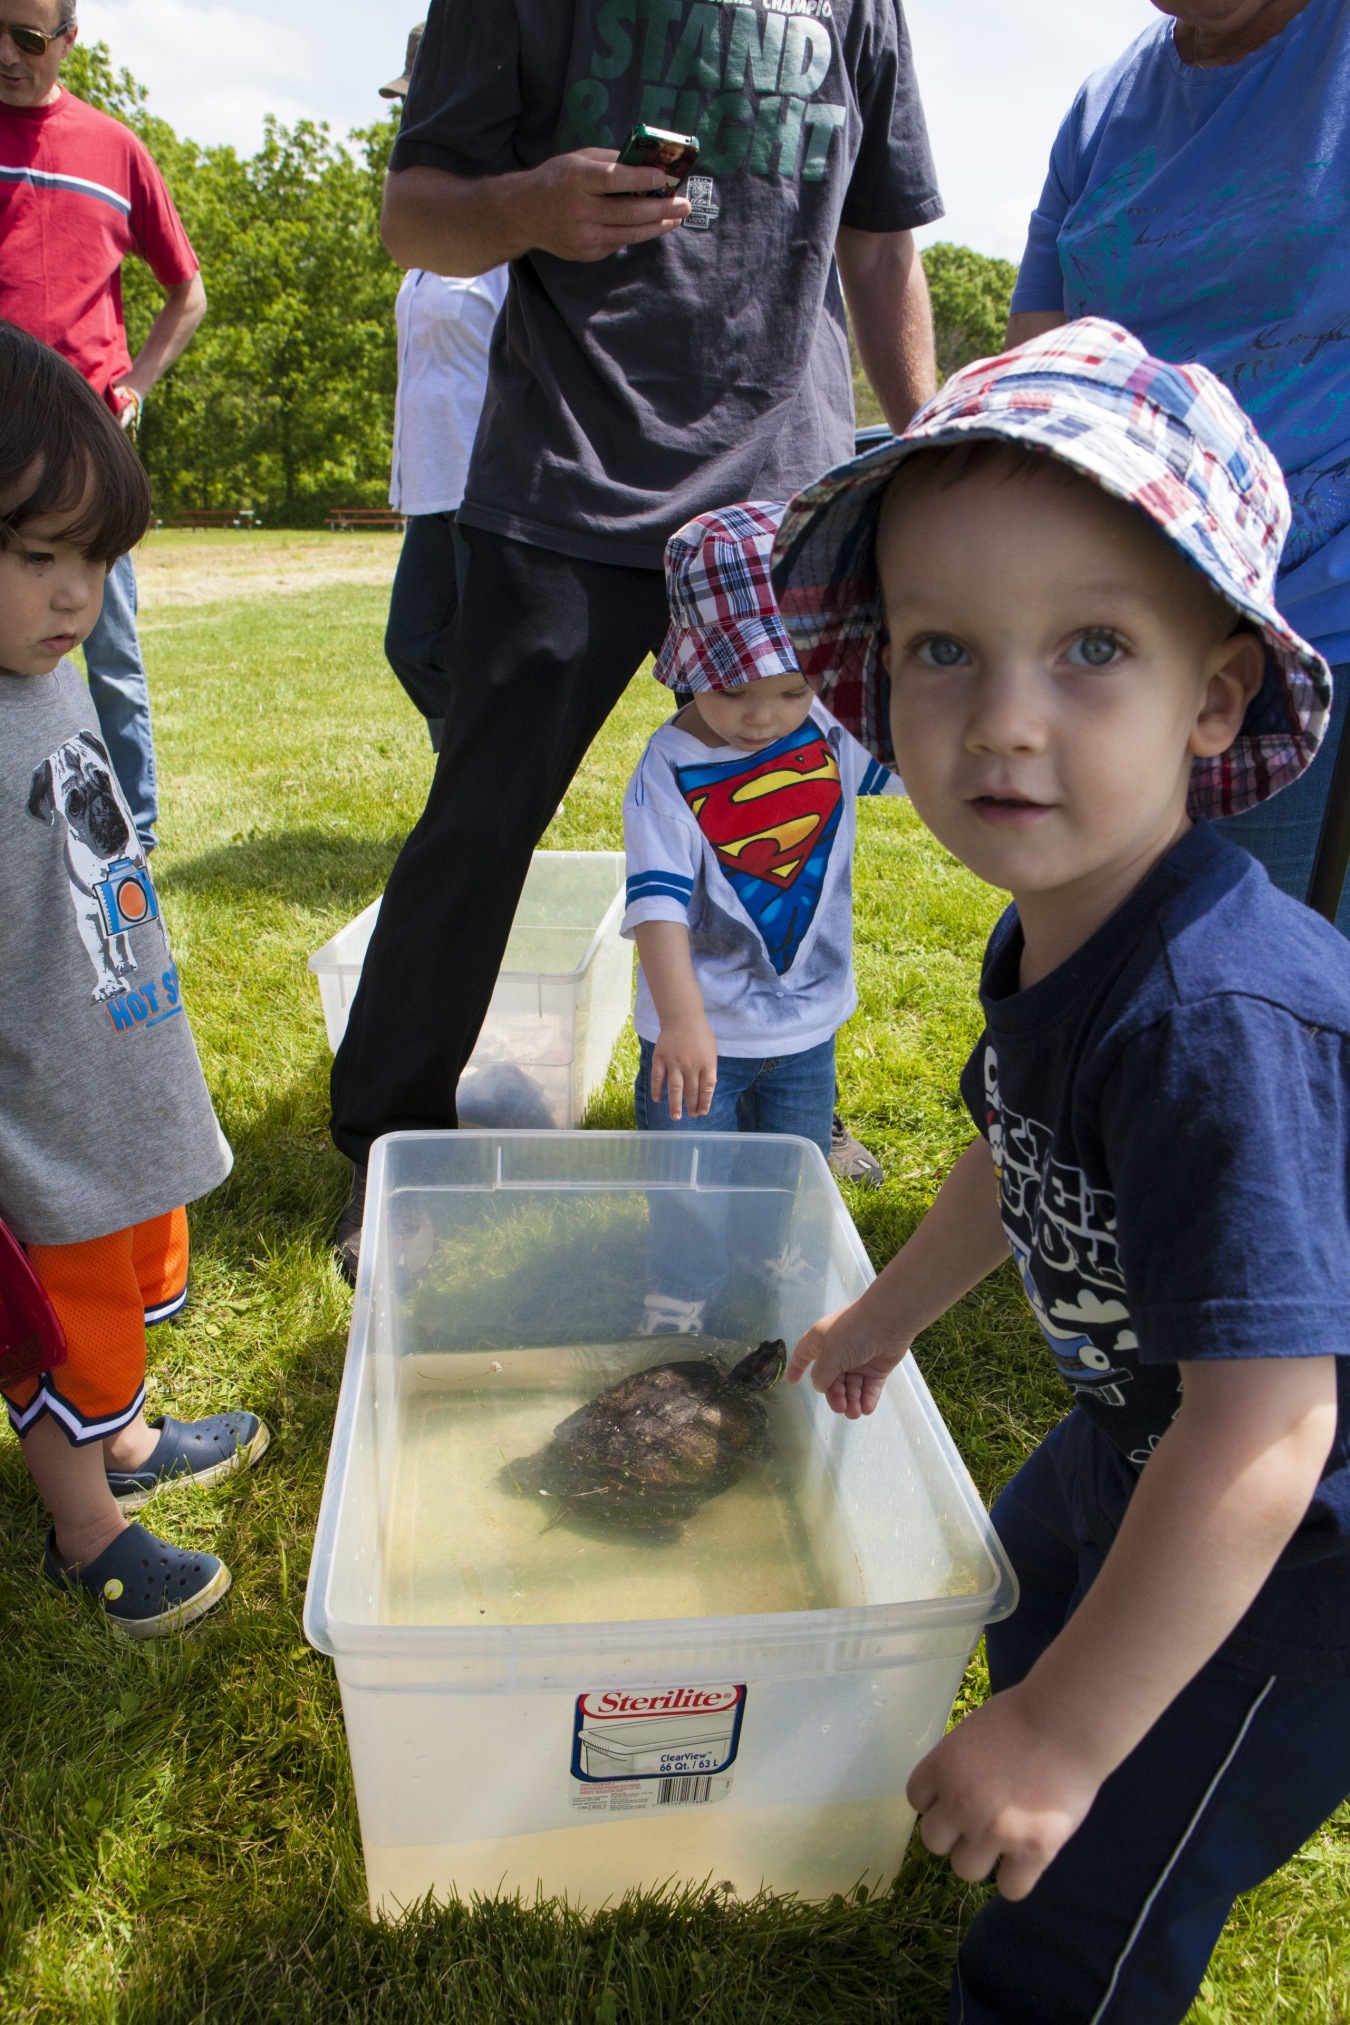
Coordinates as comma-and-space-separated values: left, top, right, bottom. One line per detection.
306, 852, 633, 1129
304, 1131, 1016, 1916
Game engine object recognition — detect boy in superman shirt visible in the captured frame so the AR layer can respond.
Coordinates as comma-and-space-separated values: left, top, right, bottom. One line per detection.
622, 502, 901, 1336
775, 321, 1350, 2024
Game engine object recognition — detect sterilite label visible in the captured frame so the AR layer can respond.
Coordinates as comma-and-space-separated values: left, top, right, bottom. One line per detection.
569, 1683, 745, 1812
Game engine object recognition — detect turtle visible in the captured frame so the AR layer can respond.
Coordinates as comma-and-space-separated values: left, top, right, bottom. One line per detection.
503, 1338, 788, 1537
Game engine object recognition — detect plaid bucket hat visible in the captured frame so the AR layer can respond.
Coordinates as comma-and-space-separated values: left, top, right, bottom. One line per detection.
654, 501, 799, 692
770, 318, 1332, 819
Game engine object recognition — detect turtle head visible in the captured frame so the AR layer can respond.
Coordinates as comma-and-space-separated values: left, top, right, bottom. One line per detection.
729, 1339, 787, 1390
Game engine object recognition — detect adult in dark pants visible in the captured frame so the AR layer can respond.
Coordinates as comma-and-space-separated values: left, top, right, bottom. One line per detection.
1007, 0, 1350, 930
331, 0, 944, 1274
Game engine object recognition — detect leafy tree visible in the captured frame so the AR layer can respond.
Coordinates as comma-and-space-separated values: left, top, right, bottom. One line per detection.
133, 116, 401, 521
922, 241, 1020, 381
852, 241, 1020, 426
62, 43, 401, 524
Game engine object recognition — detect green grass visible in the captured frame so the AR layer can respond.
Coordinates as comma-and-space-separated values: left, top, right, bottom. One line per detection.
2, 563, 1347, 2022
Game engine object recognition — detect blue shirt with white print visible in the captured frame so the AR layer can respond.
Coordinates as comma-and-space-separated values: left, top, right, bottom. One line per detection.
1010, 0, 1350, 661
960, 822, 1350, 1678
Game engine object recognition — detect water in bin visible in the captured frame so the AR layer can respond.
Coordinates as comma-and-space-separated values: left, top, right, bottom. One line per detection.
386, 1335, 861, 1628
381, 1144, 870, 1625
307, 1134, 1016, 1913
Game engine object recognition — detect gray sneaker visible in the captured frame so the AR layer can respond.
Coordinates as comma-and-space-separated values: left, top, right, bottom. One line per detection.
829, 1113, 883, 1188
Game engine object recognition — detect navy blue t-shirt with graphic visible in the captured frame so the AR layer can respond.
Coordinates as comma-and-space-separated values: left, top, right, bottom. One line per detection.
960, 822, 1350, 1678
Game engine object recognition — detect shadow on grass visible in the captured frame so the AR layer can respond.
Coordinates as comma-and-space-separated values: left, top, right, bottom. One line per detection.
158, 828, 410, 915
117, 1863, 968, 2025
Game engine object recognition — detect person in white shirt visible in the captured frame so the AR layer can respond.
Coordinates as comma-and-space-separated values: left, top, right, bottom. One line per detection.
380, 26, 507, 748
622, 502, 902, 1333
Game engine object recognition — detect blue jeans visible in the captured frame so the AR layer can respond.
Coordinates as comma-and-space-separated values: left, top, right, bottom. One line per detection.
1212, 659, 1350, 934
634, 1034, 835, 1157
952, 1415, 1350, 2024
83, 553, 158, 851
634, 1035, 835, 1306
384, 513, 471, 751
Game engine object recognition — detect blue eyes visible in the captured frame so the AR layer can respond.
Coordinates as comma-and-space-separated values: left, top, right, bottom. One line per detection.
1065, 631, 1123, 668
911, 631, 1126, 670
915, 636, 969, 668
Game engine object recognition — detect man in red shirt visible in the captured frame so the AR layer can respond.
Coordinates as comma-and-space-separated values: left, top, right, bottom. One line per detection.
0, 0, 205, 849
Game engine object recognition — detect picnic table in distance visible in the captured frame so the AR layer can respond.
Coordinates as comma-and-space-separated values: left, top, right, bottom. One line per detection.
326, 508, 407, 531
158, 508, 260, 530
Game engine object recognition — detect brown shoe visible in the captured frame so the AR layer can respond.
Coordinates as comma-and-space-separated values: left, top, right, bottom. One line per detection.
334, 1161, 367, 1286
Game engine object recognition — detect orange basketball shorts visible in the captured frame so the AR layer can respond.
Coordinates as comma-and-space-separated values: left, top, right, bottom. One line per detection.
4, 1206, 189, 1445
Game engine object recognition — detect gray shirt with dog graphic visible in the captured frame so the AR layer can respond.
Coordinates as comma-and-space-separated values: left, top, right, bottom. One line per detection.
0, 659, 231, 1244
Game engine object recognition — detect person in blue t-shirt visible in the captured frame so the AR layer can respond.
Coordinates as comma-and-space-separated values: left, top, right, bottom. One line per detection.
1007, 0, 1350, 932
772, 320, 1350, 2024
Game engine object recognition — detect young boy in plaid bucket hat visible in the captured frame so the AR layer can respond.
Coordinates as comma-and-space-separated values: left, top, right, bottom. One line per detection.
775, 319, 1350, 2024
620, 500, 902, 1336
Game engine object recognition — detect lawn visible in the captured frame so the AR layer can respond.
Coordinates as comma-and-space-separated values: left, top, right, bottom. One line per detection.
1, 533, 1346, 2022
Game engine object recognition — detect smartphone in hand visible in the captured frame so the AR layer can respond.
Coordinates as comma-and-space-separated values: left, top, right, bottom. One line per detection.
614, 124, 699, 195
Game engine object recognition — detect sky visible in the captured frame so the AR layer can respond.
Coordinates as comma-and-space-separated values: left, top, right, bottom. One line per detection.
75, 0, 1162, 259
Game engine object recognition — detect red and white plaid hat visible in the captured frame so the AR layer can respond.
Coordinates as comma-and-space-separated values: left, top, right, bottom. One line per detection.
771, 318, 1332, 820
653, 501, 799, 692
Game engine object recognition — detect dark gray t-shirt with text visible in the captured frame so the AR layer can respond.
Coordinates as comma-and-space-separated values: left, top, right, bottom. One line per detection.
392, 0, 941, 567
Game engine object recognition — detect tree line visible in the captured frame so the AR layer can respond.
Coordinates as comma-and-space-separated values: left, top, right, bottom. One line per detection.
65, 42, 1017, 527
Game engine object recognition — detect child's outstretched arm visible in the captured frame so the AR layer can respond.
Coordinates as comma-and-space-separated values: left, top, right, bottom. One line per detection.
633, 920, 719, 1121
788, 1135, 1011, 1416
908, 1352, 1337, 1902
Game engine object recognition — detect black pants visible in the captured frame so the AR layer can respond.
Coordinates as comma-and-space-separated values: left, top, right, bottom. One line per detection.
383, 512, 471, 752
331, 527, 670, 1163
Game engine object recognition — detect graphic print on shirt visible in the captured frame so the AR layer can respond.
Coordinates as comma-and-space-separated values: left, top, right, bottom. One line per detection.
683, 174, 721, 229
675, 722, 842, 972
561, 1, 847, 191
979, 1042, 1145, 1417
27, 732, 179, 1027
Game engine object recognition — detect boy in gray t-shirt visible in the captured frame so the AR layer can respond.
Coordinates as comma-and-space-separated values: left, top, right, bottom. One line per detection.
0, 326, 267, 1638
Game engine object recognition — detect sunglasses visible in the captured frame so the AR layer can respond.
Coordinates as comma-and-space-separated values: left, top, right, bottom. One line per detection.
0, 18, 72, 53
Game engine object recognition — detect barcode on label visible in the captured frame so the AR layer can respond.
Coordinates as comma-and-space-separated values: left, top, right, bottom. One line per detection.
657, 1775, 713, 1806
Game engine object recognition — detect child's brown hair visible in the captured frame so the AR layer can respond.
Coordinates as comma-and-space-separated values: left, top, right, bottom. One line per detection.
0, 321, 152, 564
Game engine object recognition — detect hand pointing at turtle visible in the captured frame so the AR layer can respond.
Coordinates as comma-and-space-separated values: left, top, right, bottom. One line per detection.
786, 1305, 909, 1418
788, 1138, 1012, 1416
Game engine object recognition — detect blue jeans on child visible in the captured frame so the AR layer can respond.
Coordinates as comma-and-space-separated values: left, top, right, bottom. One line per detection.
384, 513, 472, 751
952, 1412, 1350, 2025
634, 1036, 835, 1310
83, 553, 158, 852
1212, 659, 1350, 935
634, 1035, 835, 1157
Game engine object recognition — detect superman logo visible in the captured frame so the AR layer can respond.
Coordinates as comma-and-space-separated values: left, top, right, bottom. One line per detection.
675, 724, 843, 974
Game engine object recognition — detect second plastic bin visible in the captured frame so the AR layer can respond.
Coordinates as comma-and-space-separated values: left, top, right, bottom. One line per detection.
305, 1131, 1017, 1915
307, 852, 633, 1129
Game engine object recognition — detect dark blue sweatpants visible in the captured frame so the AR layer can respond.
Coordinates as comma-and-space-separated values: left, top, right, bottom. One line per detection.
952, 1415, 1350, 2024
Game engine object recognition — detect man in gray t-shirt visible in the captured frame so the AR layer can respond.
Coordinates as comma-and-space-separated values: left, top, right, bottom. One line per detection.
331, 0, 943, 1272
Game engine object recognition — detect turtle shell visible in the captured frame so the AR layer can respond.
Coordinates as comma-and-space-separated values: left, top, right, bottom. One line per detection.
506, 1340, 786, 1534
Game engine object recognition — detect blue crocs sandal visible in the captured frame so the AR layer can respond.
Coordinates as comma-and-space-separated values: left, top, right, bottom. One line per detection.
43, 1521, 231, 1639
106, 1412, 271, 1512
